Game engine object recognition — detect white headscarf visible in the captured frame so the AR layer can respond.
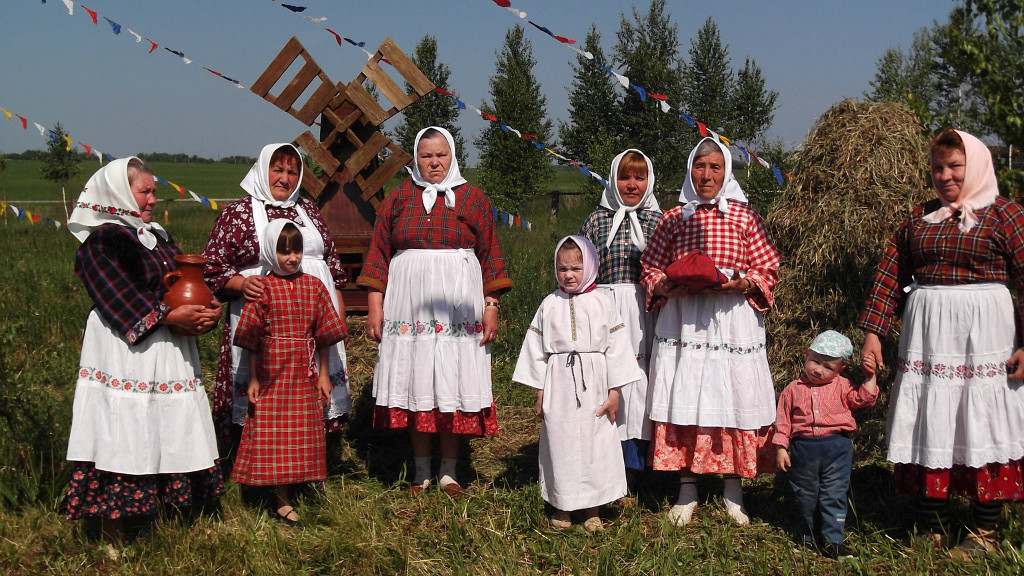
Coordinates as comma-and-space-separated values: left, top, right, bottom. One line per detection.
554, 235, 599, 294
259, 218, 302, 277
678, 137, 749, 220
240, 143, 303, 208
410, 126, 467, 214
922, 129, 1000, 232
600, 149, 661, 250
67, 157, 169, 250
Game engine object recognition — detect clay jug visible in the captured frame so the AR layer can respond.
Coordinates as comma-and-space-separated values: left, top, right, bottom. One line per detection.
162, 254, 215, 309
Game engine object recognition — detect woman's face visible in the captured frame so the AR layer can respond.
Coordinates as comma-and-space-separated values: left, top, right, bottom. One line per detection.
691, 151, 726, 200
268, 155, 301, 201
417, 135, 452, 184
130, 171, 157, 223
617, 169, 648, 207
931, 147, 967, 204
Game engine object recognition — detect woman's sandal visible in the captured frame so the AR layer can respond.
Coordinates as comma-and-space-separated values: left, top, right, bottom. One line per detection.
275, 505, 299, 526
583, 516, 604, 533
550, 512, 572, 530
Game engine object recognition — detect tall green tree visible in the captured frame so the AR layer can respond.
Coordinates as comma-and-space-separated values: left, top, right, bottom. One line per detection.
393, 35, 467, 166
39, 122, 81, 189
680, 17, 734, 136
940, 0, 1024, 149
559, 25, 619, 181
728, 57, 778, 144
613, 0, 689, 189
474, 25, 553, 211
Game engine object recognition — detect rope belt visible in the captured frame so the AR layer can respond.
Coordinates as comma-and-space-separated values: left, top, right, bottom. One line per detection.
564, 350, 600, 408
268, 335, 317, 378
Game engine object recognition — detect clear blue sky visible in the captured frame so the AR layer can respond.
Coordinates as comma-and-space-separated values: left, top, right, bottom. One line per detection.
0, 0, 955, 165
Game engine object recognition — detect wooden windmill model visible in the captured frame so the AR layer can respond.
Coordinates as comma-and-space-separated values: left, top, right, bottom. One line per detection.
251, 36, 435, 310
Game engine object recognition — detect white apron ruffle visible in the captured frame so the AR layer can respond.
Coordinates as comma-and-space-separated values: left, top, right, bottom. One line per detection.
597, 282, 656, 441
66, 310, 219, 475
373, 249, 492, 412
887, 283, 1024, 468
647, 291, 776, 429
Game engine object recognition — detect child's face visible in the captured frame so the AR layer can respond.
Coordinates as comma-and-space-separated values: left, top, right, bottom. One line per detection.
276, 248, 302, 275
616, 168, 648, 207
555, 249, 584, 292
803, 350, 845, 385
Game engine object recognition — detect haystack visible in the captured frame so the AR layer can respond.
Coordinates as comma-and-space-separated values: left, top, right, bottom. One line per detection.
765, 99, 931, 381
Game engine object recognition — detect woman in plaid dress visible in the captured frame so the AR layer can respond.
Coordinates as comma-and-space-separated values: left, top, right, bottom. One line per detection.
640, 137, 780, 526
860, 129, 1024, 557
358, 126, 511, 495
580, 149, 661, 478
233, 219, 347, 524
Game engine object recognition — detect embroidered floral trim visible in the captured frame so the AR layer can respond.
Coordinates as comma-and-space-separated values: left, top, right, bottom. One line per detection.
897, 357, 1008, 379
78, 366, 200, 394
126, 304, 172, 344
528, 326, 542, 335
655, 337, 765, 355
610, 323, 625, 333
383, 318, 484, 338
76, 201, 141, 219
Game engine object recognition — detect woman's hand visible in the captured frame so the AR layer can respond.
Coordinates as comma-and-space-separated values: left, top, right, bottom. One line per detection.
247, 379, 260, 404
164, 304, 220, 335
535, 389, 544, 417
776, 447, 790, 472
196, 301, 223, 335
596, 388, 620, 423
480, 303, 499, 346
241, 275, 266, 302
1009, 348, 1024, 380
861, 332, 884, 375
706, 271, 753, 295
652, 277, 687, 299
366, 290, 384, 342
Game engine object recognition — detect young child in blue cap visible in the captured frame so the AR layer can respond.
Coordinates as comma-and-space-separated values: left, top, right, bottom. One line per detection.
773, 330, 879, 559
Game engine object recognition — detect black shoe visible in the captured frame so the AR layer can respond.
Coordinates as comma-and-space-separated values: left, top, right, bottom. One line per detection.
823, 543, 853, 560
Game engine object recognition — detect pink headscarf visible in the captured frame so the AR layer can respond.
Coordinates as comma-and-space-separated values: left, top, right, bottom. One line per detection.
922, 130, 999, 232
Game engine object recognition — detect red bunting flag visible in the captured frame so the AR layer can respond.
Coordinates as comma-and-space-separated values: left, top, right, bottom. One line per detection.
648, 92, 668, 101
80, 143, 92, 157
481, 113, 497, 122
82, 5, 98, 25
492, 0, 512, 7
147, 39, 158, 53
436, 87, 456, 97
782, 171, 794, 180
554, 36, 575, 44
696, 121, 707, 137
16, 115, 27, 130
521, 133, 537, 139
324, 27, 343, 46
31, 213, 41, 224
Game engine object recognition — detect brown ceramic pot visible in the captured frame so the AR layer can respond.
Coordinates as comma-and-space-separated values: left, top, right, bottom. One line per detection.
162, 254, 215, 309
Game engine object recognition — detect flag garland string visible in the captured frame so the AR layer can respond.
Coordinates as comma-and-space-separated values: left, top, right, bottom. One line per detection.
1, 201, 63, 228
489, 0, 793, 186
1, 102, 224, 215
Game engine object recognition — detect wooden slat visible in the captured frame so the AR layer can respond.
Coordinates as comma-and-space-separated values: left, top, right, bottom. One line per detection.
362, 59, 412, 113
275, 60, 323, 111
344, 132, 389, 175
250, 37, 303, 97
378, 37, 434, 96
344, 81, 388, 126
357, 152, 408, 199
293, 80, 340, 125
298, 168, 325, 199
294, 131, 340, 175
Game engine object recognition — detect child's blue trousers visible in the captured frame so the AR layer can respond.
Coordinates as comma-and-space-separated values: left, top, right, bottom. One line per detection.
788, 434, 853, 545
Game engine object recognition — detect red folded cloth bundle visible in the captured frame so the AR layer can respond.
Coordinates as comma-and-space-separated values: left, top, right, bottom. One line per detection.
665, 250, 728, 292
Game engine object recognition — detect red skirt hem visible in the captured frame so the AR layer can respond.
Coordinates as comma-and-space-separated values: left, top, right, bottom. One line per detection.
893, 460, 1024, 502
372, 403, 499, 436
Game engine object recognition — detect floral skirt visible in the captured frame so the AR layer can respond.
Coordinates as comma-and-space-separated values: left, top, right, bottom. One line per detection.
372, 403, 498, 436
64, 461, 225, 520
649, 423, 777, 477
894, 460, 1024, 502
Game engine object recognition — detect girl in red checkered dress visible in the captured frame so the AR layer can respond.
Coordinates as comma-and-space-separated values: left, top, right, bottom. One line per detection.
641, 137, 781, 526
233, 219, 348, 524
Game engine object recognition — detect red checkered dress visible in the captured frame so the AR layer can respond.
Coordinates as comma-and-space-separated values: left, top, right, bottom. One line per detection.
231, 273, 347, 485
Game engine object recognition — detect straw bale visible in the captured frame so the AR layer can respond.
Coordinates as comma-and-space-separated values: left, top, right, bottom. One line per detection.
765, 99, 932, 380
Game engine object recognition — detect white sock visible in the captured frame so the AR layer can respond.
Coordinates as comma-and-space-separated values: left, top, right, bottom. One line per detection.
676, 478, 698, 507
412, 457, 431, 486
439, 457, 458, 487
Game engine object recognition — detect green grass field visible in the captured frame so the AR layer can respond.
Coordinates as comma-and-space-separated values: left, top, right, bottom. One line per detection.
0, 161, 1021, 574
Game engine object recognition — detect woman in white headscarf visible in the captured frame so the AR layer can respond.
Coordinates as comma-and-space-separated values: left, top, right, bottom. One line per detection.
203, 143, 349, 444
860, 129, 1024, 557
640, 137, 780, 526
357, 126, 511, 495
64, 157, 224, 546
580, 149, 662, 476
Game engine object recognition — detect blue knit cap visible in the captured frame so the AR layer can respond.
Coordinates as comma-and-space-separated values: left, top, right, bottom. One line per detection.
809, 330, 853, 360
